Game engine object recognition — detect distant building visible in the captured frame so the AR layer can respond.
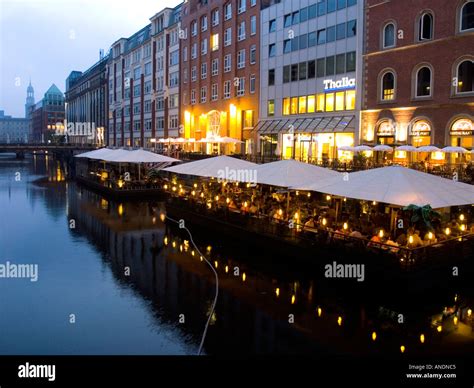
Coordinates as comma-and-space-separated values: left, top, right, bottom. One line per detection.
107, 3, 182, 148
65, 56, 108, 145
30, 84, 65, 143
25, 80, 35, 119
0, 110, 29, 143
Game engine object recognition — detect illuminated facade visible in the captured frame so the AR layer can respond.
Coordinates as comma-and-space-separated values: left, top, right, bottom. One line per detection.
107, 4, 182, 148
257, 0, 364, 163
180, 0, 261, 154
362, 0, 474, 164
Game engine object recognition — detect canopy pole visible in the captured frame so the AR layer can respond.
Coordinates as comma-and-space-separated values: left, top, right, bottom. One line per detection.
286, 191, 290, 222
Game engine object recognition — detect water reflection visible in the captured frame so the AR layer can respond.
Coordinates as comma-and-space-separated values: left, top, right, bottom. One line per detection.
1, 154, 473, 356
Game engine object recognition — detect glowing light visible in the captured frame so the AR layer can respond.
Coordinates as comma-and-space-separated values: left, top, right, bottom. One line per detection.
445, 227, 451, 236
337, 316, 342, 326
307, 192, 311, 198
343, 197, 347, 202
207, 245, 212, 252
242, 272, 246, 282
200, 256, 203, 262
372, 332, 377, 341
200, 192, 204, 198
454, 294, 458, 302
152, 216, 156, 224
226, 198, 230, 204
225, 265, 229, 273
294, 212, 299, 220
409, 235, 414, 244
461, 224, 466, 232
172, 186, 177, 192
420, 334, 425, 344
229, 103, 237, 117
164, 237, 168, 246
118, 179, 124, 188
179, 244, 183, 252
460, 214, 465, 221
118, 204, 124, 216
295, 191, 299, 196
317, 307, 322, 317
172, 241, 176, 248
428, 232, 433, 240
192, 190, 196, 196
160, 213, 166, 222
291, 295, 296, 304
215, 195, 219, 201
400, 345, 406, 353
454, 316, 458, 326
379, 229, 384, 238
244, 201, 248, 208
326, 195, 331, 201
468, 308, 472, 317
214, 261, 218, 269
164, 184, 168, 189
207, 202, 212, 209
179, 188, 184, 194
193, 183, 197, 188
278, 209, 283, 216
437, 325, 442, 333
191, 250, 195, 256
322, 218, 327, 226
275, 288, 280, 297
343, 222, 348, 230
372, 201, 377, 205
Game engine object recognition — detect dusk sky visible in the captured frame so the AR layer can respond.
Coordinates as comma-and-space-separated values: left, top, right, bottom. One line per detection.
0, 0, 180, 117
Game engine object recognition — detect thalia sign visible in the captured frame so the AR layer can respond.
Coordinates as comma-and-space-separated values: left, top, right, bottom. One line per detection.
323, 77, 356, 91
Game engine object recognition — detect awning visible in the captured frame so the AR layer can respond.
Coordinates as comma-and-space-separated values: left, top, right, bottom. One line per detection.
256, 115, 356, 134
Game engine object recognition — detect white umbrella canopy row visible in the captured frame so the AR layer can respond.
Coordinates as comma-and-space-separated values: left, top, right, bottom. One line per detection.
337, 145, 471, 153
75, 148, 180, 163
292, 165, 474, 209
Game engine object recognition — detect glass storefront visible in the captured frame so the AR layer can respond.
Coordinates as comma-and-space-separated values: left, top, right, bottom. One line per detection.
449, 118, 473, 163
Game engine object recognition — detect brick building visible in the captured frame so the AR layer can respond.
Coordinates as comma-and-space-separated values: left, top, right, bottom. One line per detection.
180, 0, 261, 154
361, 0, 474, 163
30, 84, 65, 143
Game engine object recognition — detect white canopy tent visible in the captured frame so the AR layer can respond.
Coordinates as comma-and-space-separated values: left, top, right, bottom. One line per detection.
252, 159, 340, 188
102, 149, 179, 164
163, 155, 257, 181
74, 148, 119, 160
292, 165, 474, 208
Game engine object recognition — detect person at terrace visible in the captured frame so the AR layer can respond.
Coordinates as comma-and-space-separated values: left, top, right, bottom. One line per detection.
349, 227, 363, 239
409, 230, 424, 248
368, 232, 382, 247
304, 217, 316, 230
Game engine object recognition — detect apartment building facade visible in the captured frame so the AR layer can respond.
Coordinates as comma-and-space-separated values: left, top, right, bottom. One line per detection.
361, 0, 474, 163
180, 0, 261, 154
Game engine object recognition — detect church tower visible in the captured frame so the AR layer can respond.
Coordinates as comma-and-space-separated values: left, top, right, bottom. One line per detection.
25, 80, 35, 118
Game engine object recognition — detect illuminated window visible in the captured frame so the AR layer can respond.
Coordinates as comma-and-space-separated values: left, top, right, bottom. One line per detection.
268, 100, 275, 116
335, 92, 345, 111
211, 34, 219, 51
325, 93, 335, 112
381, 71, 395, 100
243, 110, 253, 128
307, 95, 316, 113
317, 94, 325, 112
298, 96, 307, 113
345, 90, 356, 110
283, 98, 290, 115
291, 97, 298, 114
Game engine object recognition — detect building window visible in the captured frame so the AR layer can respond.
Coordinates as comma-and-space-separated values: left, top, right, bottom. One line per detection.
191, 21, 197, 36
170, 72, 179, 87
144, 80, 152, 94
169, 50, 179, 66
269, 19, 276, 33
134, 67, 141, 80
383, 22, 396, 48
308, 60, 316, 78
284, 14, 292, 28
191, 66, 197, 82
212, 84, 218, 101
144, 100, 152, 113
336, 54, 345, 74
250, 0, 256, 6
201, 63, 207, 79
346, 52, 356, 72
243, 110, 253, 128
191, 89, 196, 104
133, 120, 141, 131
269, 43, 276, 57
236, 77, 245, 96
299, 62, 307, 80
268, 69, 275, 86
250, 74, 256, 93
224, 28, 232, 46
291, 64, 298, 81
133, 84, 141, 97
212, 8, 219, 26
283, 39, 291, 53
250, 15, 257, 35
145, 62, 152, 75
201, 38, 208, 55
191, 43, 197, 59
456, 59, 474, 93
201, 15, 208, 32
461, 1, 474, 31
418, 13, 433, 40
317, 58, 325, 78
238, 0, 246, 14
416, 66, 432, 97
250, 45, 256, 64
224, 80, 231, 99
238, 21, 246, 41
317, 29, 326, 45
283, 65, 290, 83
211, 33, 219, 51
347, 20, 357, 37
224, 2, 232, 20
268, 100, 275, 116
169, 115, 179, 129
156, 97, 164, 110
224, 54, 232, 72
212, 58, 219, 76
336, 22, 346, 40
200, 86, 207, 103
326, 56, 335, 76
381, 71, 396, 100
237, 49, 246, 69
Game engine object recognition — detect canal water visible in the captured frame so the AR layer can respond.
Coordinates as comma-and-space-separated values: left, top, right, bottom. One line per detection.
0, 154, 472, 356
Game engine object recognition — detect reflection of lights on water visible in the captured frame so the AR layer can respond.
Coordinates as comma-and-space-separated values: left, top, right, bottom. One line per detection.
454, 294, 458, 302
291, 295, 295, 304
420, 334, 425, 344
317, 307, 322, 317
179, 245, 183, 252
337, 316, 342, 326
118, 204, 124, 216
164, 237, 168, 246
275, 288, 280, 297
225, 265, 229, 273
242, 272, 246, 282
371, 332, 377, 341
400, 345, 406, 353
152, 216, 156, 224
207, 245, 212, 252
214, 261, 218, 269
